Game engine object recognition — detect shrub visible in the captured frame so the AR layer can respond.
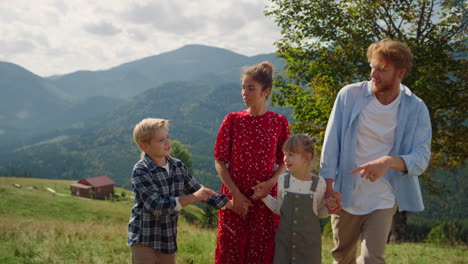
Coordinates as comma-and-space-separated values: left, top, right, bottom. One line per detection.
201, 205, 218, 228
181, 209, 198, 224
426, 220, 467, 245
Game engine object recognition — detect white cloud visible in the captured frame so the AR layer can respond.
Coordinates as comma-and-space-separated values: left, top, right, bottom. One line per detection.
0, 0, 281, 77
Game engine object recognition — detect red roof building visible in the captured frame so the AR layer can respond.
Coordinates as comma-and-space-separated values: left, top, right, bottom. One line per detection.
70, 175, 115, 199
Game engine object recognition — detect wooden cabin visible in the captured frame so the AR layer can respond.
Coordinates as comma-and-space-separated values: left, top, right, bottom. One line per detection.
70, 175, 115, 199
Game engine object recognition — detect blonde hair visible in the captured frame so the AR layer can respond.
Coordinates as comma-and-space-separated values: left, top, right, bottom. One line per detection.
367, 39, 413, 77
133, 118, 169, 158
282, 134, 317, 158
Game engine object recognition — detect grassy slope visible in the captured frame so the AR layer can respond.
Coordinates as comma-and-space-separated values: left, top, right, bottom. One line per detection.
0, 177, 466, 264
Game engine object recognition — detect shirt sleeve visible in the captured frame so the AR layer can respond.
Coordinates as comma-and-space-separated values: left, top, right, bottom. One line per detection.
131, 164, 178, 216
214, 113, 233, 162
206, 194, 229, 210
179, 162, 229, 210
261, 173, 285, 215
175, 197, 183, 211
276, 115, 290, 165
181, 163, 203, 195
314, 176, 329, 218
399, 101, 432, 176
319, 91, 345, 181
262, 195, 280, 215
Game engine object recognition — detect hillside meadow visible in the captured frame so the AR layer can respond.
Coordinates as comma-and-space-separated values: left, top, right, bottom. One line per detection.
0, 177, 466, 264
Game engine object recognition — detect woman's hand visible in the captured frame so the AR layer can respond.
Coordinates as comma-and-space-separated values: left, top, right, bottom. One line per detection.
231, 190, 252, 218
251, 179, 275, 200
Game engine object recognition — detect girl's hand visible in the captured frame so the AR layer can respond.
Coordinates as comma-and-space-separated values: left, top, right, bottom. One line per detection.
325, 191, 342, 214
251, 180, 275, 200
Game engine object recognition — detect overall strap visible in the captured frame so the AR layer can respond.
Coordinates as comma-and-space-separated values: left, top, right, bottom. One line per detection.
283, 172, 291, 189
310, 176, 319, 192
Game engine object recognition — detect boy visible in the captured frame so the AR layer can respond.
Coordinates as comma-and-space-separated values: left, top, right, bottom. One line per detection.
128, 118, 231, 264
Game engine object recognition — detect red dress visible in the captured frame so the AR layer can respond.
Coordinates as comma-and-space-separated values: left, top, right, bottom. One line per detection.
214, 110, 290, 264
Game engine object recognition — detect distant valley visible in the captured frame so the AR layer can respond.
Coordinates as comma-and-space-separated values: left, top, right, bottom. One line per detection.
0, 44, 286, 190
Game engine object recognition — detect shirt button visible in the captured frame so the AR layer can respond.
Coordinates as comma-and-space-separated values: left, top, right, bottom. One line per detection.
292, 245, 296, 248
295, 207, 299, 211
293, 232, 297, 235
294, 220, 297, 224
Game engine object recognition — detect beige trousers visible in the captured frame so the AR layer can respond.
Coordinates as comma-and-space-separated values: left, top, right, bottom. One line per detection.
131, 244, 176, 264
331, 203, 397, 264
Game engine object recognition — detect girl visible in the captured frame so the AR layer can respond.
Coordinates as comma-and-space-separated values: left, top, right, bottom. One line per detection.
259, 134, 331, 264
214, 61, 290, 264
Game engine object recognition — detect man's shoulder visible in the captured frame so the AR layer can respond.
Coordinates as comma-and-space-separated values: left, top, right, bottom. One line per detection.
339, 81, 369, 94
401, 84, 428, 107
333, 81, 370, 105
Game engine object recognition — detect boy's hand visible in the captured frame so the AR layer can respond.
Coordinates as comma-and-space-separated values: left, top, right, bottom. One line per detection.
193, 187, 216, 202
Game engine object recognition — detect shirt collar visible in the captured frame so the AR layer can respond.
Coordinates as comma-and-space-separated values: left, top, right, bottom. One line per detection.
143, 154, 175, 170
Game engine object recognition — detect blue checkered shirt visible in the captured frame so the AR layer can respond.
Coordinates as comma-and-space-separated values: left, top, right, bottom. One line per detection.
127, 155, 228, 254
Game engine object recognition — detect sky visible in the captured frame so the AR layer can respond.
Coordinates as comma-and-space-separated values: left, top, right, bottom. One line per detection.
0, 0, 281, 77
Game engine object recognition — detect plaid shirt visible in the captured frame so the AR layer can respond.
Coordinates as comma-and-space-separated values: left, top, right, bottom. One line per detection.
127, 155, 228, 254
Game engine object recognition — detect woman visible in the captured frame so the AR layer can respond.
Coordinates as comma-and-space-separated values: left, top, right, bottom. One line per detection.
214, 61, 290, 264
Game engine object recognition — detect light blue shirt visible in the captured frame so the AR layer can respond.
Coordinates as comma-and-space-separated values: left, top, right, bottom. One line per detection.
319, 81, 432, 212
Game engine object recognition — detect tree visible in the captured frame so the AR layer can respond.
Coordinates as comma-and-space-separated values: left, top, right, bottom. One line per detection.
266, 0, 467, 241
170, 140, 194, 174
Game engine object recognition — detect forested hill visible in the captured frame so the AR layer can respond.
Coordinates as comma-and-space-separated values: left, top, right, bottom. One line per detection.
0, 44, 287, 191
0, 44, 464, 224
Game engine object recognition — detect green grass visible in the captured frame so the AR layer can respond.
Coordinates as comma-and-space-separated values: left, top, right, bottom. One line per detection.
0, 176, 466, 264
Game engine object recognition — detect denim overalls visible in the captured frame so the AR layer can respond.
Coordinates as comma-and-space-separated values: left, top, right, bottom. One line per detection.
274, 173, 321, 264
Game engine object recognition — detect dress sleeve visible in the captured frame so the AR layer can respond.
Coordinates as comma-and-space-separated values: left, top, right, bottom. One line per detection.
214, 113, 233, 162
276, 115, 290, 165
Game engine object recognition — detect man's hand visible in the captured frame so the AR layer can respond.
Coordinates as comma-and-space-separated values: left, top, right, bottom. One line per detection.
324, 178, 342, 214
351, 156, 396, 182
325, 190, 342, 214
351, 156, 407, 182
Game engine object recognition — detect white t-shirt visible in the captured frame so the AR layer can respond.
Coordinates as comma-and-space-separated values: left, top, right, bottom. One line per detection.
344, 91, 401, 215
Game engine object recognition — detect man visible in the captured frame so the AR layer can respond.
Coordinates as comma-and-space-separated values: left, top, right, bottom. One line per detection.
319, 39, 432, 263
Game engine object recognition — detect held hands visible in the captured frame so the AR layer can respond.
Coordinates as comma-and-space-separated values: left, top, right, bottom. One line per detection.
325, 191, 342, 214
231, 191, 252, 218
225, 199, 249, 216
251, 180, 275, 200
193, 186, 217, 202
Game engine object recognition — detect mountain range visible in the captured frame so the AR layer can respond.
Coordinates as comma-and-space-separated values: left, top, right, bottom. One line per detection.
1, 44, 466, 223
0, 44, 286, 189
